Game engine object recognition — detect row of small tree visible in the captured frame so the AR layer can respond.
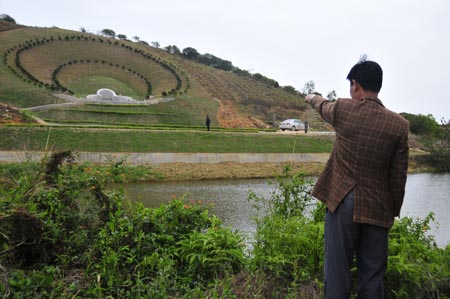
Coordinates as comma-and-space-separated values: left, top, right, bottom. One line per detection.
4, 34, 188, 96
96, 28, 161, 48
13, 48, 59, 91
3, 38, 60, 91
95, 27, 307, 95
100, 28, 130, 41
168, 45, 285, 88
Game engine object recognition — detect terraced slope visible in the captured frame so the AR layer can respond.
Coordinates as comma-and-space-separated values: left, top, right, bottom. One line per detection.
0, 22, 326, 129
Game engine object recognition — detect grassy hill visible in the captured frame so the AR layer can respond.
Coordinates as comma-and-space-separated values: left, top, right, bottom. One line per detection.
0, 20, 330, 132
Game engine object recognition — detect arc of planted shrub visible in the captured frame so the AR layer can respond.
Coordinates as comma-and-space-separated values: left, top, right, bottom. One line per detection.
52, 59, 153, 98
3, 34, 190, 95
3, 37, 59, 91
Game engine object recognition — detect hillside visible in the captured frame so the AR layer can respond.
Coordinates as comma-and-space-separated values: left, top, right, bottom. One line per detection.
0, 21, 329, 130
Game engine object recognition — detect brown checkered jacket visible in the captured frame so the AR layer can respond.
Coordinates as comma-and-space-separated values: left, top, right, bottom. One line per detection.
311, 96, 409, 228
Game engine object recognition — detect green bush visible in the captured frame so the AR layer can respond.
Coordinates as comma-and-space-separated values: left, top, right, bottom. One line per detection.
176, 225, 246, 283
248, 166, 316, 219
0, 153, 247, 298
252, 215, 324, 284
249, 167, 324, 297
386, 213, 450, 298
248, 166, 450, 298
400, 113, 439, 135
86, 198, 221, 297
424, 119, 450, 172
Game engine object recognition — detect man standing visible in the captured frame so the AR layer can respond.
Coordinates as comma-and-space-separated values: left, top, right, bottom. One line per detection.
206, 114, 211, 131
305, 58, 409, 298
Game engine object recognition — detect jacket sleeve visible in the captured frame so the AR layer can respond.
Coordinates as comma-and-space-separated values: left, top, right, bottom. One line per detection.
389, 127, 409, 217
311, 96, 337, 126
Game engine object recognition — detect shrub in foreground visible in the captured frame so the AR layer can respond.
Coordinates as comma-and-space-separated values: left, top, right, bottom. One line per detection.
0, 152, 246, 298
249, 167, 449, 298
386, 213, 450, 298
249, 168, 324, 297
0, 156, 449, 298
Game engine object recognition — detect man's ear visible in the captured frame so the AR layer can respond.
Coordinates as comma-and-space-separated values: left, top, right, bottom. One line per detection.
353, 80, 361, 92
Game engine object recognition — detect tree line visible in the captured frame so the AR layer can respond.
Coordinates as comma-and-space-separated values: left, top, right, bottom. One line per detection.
400, 113, 450, 172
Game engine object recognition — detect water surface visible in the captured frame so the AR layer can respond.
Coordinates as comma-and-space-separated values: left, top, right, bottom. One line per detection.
125, 173, 450, 247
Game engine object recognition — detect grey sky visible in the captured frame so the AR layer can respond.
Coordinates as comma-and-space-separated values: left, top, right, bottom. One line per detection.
1, 0, 449, 120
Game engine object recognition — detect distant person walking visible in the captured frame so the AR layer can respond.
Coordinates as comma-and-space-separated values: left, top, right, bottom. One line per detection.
305, 57, 409, 298
206, 115, 211, 131
304, 121, 309, 133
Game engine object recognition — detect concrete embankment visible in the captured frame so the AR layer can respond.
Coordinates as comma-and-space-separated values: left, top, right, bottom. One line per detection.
0, 151, 330, 165
0, 151, 430, 180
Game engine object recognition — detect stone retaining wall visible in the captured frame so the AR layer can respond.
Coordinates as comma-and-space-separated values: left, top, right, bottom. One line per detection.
0, 151, 330, 165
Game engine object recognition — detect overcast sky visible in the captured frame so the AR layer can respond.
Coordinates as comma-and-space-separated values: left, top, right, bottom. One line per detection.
2, 0, 449, 121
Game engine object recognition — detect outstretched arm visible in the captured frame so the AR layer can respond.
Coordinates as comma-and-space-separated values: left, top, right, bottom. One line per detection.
305, 94, 337, 126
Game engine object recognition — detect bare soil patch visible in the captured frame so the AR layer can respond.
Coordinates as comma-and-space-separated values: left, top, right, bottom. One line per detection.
0, 103, 35, 125
216, 99, 267, 129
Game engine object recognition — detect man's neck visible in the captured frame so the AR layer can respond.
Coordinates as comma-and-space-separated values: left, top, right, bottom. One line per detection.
359, 91, 379, 100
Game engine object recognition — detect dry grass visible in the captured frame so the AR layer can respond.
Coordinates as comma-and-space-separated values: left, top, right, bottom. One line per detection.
152, 162, 326, 181
177, 58, 309, 127
0, 20, 23, 32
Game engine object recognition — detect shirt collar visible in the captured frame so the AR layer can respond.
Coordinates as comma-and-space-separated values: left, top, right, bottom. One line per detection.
361, 96, 385, 107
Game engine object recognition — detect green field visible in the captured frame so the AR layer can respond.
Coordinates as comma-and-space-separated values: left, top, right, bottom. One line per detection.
0, 126, 334, 153
67, 76, 141, 99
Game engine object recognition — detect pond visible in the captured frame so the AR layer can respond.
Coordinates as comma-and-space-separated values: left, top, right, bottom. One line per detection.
125, 173, 450, 247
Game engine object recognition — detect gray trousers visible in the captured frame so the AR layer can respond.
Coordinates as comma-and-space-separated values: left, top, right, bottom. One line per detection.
324, 191, 389, 299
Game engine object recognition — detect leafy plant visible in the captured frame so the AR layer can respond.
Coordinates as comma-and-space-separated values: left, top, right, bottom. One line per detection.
424, 118, 450, 172
0, 153, 248, 298
400, 113, 439, 135
176, 225, 246, 283
248, 165, 316, 219
1, 155, 449, 298
252, 215, 324, 283
248, 166, 324, 297
386, 213, 450, 298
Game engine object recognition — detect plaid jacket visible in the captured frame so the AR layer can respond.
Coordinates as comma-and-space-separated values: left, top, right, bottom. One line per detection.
311, 96, 409, 228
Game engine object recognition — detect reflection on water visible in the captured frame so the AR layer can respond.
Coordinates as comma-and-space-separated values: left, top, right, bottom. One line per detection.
401, 173, 450, 247
125, 173, 450, 247
126, 179, 273, 239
